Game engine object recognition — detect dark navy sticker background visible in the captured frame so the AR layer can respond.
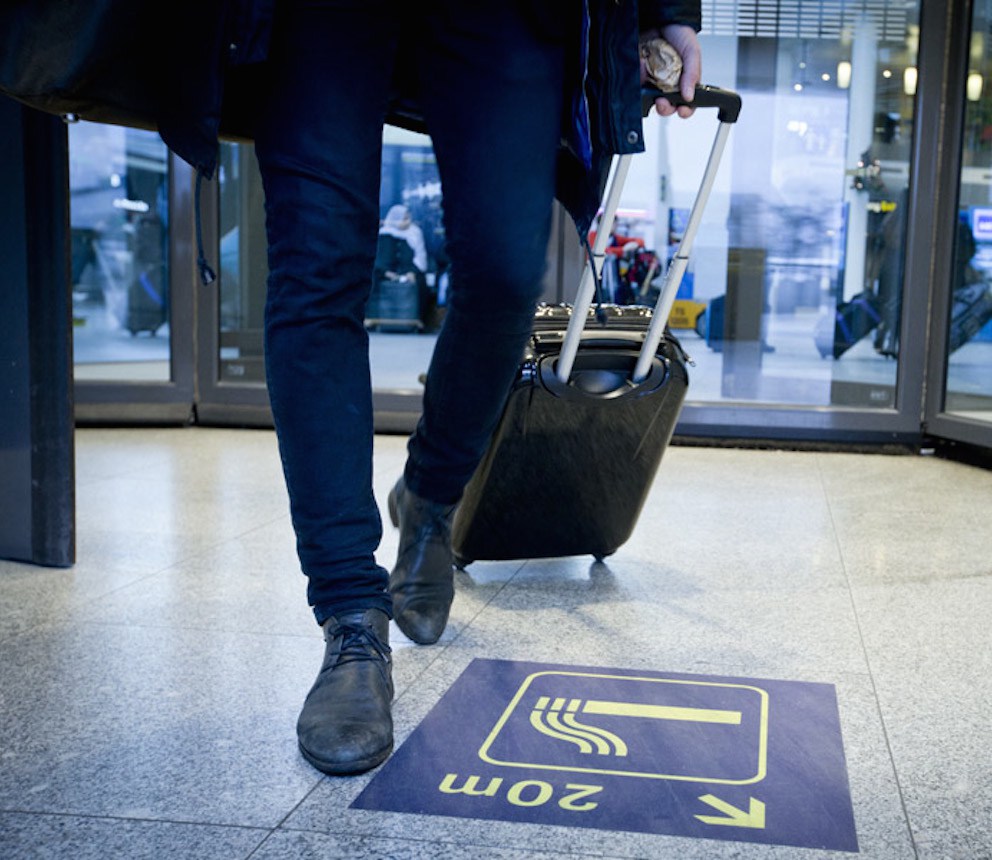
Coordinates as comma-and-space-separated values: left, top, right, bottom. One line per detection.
352, 659, 859, 852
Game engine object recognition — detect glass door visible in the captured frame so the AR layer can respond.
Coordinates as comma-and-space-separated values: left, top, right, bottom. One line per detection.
610, 0, 927, 440
70, 124, 170, 379
925, 0, 992, 452
194, 0, 935, 441
195, 131, 446, 425
70, 123, 195, 423
197, 2, 931, 441
211, 126, 449, 392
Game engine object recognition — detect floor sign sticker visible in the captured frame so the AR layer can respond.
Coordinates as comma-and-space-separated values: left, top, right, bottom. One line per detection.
352, 659, 858, 852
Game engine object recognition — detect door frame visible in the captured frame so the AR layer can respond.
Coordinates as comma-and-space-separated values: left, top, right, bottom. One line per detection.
922, 0, 992, 450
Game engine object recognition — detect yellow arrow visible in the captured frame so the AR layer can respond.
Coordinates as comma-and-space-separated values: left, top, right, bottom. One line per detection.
695, 794, 766, 829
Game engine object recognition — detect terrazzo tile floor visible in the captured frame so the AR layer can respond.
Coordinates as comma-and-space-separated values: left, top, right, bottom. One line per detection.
1, 427, 990, 859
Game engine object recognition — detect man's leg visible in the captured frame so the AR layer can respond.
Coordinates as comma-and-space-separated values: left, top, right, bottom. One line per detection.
255, 0, 397, 625
388, 2, 569, 643
254, 0, 399, 774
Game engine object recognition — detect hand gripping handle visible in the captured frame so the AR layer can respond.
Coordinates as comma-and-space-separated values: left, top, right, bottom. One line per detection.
641, 84, 742, 123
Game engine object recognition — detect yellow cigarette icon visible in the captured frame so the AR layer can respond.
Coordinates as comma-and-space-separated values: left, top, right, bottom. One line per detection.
582, 699, 743, 725
530, 696, 743, 757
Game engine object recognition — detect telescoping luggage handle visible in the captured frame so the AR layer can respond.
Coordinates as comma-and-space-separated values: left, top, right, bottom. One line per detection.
556, 84, 742, 385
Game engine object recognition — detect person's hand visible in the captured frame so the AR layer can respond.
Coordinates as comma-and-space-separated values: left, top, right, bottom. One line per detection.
648, 25, 702, 119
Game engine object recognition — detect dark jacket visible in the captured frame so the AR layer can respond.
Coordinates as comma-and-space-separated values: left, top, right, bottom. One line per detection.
562, 0, 702, 230
1, 0, 700, 233
180, 1, 700, 230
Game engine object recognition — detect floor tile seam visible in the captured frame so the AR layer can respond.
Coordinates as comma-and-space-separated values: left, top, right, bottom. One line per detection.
446, 558, 532, 638
494, 580, 863, 603
816, 455, 920, 859
255, 775, 344, 854
840, 580, 975, 860
73, 468, 163, 488
0, 806, 276, 834
48, 560, 216, 623
235, 511, 294, 541
668, 663, 874, 686
0, 620, 66, 649
74, 471, 204, 490
76, 510, 292, 575
388, 559, 532, 708
179, 510, 293, 552
74, 468, 291, 498
0, 600, 316, 643
46, 615, 319, 641
242, 829, 283, 860
847, 571, 992, 591
390, 646, 457, 708
0, 562, 186, 645
270, 821, 634, 858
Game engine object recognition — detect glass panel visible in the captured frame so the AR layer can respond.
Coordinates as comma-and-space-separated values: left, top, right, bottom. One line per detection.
217, 1, 924, 414
946, 0, 992, 424
618, 1, 921, 408
70, 123, 171, 381
216, 126, 445, 390
217, 143, 267, 383
369, 127, 446, 389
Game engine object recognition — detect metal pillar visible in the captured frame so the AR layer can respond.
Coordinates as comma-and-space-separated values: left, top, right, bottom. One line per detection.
842, 17, 880, 301
0, 97, 75, 567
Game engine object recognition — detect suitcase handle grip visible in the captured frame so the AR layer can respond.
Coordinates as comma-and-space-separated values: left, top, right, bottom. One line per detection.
641, 84, 742, 124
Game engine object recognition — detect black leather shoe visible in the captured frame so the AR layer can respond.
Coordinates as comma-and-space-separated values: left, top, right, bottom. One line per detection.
388, 477, 456, 645
296, 608, 393, 775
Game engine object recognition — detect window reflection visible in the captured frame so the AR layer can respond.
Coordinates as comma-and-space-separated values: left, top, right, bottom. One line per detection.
373, 134, 447, 334
218, 144, 267, 382
216, 127, 446, 390
616, 12, 919, 409
70, 123, 170, 381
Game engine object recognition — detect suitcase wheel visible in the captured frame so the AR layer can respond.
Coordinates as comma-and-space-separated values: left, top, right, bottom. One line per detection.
454, 554, 472, 571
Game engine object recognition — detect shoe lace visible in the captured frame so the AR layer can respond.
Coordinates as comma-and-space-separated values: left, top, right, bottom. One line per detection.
331, 622, 391, 668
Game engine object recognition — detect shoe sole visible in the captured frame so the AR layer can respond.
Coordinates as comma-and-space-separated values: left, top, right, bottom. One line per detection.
298, 739, 393, 776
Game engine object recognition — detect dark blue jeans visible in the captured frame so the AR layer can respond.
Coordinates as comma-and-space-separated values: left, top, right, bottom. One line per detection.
254, 1, 567, 624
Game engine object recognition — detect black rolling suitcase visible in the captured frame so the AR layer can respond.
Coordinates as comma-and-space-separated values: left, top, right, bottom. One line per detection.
451, 85, 741, 567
